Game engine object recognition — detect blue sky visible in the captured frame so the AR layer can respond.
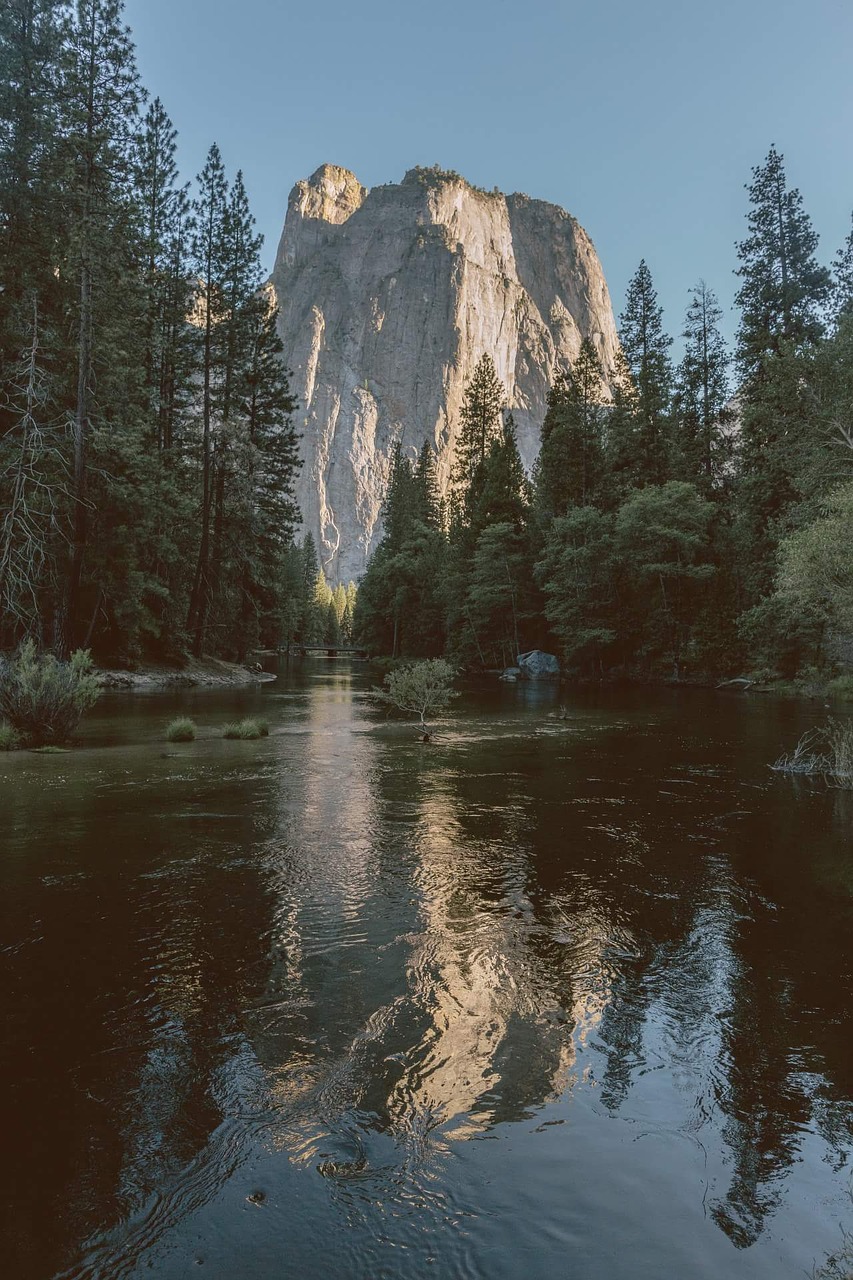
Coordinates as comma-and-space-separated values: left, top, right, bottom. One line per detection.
125, 0, 853, 349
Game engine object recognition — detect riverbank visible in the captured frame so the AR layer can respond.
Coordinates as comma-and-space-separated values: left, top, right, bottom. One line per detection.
96, 656, 275, 691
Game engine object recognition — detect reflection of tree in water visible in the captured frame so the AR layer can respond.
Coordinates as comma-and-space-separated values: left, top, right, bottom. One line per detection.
705, 796, 853, 1247
2, 766, 277, 1278
497, 719, 853, 1252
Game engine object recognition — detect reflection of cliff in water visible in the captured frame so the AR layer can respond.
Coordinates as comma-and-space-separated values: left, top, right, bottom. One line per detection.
246, 708, 612, 1160
242, 690, 853, 1255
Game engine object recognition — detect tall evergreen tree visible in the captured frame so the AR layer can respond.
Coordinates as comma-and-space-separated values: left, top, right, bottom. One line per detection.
452, 353, 505, 510
0, 0, 65, 370
135, 97, 195, 453
59, 0, 143, 651
735, 146, 832, 378
414, 440, 441, 527
673, 282, 730, 490
734, 147, 832, 602
617, 260, 673, 487
236, 295, 300, 651
535, 339, 605, 518
186, 143, 228, 653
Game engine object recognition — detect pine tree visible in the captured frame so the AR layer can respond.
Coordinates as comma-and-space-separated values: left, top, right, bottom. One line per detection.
135, 97, 195, 453
332, 582, 347, 625
452, 354, 505, 504
673, 282, 730, 490
234, 292, 300, 654
186, 143, 228, 653
734, 147, 832, 602
473, 413, 529, 532
414, 441, 441, 527
58, 0, 143, 651
535, 339, 605, 517
536, 506, 617, 674
617, 260, 674, 487
0, 0, 65, 371
0, 300, 64, 643
299, 534, 321, 641
735, 146, 831, 379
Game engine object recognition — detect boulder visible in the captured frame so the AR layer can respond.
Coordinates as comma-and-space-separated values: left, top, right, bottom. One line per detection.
499, 667, 521, 682
517, 650, 560, 680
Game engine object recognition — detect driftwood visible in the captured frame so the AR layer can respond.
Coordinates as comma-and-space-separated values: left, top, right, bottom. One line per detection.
716, 677, 754, 691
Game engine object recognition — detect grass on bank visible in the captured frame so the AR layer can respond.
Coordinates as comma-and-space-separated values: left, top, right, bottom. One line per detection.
222, 718, 269, 740
166, 717, 196, 743
0, 721, 19, 750
771, 718, 853, 788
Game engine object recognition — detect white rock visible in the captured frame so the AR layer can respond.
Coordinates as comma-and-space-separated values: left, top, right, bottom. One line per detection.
271, 164, 621, 579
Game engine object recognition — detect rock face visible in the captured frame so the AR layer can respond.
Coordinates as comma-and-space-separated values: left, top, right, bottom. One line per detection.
270, 164, 620, 580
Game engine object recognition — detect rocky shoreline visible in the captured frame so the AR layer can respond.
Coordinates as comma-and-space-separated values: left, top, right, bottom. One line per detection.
96, 657, 276, 691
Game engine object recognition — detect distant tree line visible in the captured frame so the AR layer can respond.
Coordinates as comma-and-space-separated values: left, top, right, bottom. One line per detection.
279, 533, 358, 647
0, 0, 306, 663
356, 146, 853, 681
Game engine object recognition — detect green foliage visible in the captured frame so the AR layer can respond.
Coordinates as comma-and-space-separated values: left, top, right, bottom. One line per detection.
452, 354, 506, 506
166, 716, 196, 742
735, 146, 831, 379
733, 147, 835, 606
673, 282, 732, 490
0, 721, 20, 751
222, 717, 268, 740
0, 640, 100, 746
403, 165, 488, 194
776, 482, 853, 637
535, 340, 605, 519
615, 260, 674, 487
467, 522, 537, 669
375, 658, 459, 729
537, 506, 616, 673
828, 676, 853, 701
355, 443, 447, 657
613, 483, 715, 674
0, 8, 303, 665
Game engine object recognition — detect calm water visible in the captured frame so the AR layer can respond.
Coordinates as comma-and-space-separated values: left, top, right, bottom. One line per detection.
1, 662, 852, 1279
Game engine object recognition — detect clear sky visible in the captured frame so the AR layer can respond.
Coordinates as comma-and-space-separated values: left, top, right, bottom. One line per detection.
124, 0, 853, 349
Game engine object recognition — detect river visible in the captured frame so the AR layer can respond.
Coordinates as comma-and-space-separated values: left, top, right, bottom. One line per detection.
1, 661, 852, 1279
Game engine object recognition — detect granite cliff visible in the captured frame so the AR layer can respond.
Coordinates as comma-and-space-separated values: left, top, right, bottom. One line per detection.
270, 164, 620, 579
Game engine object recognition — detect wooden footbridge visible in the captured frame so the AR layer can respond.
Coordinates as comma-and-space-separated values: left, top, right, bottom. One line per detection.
288, 644, 368, 659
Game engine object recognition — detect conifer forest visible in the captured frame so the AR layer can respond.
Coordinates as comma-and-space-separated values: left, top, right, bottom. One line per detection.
1, 1, 852, 684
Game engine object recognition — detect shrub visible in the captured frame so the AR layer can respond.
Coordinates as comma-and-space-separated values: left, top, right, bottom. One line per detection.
222, 717, 268, 740
166, 717, 196, 743
771, 718, 853, 788
0, 722, 19, 751
373, 658, 458, 733
0, 640, 100, 747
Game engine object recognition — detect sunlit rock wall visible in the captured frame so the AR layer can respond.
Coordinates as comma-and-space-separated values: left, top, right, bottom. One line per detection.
270, 163, 620, 580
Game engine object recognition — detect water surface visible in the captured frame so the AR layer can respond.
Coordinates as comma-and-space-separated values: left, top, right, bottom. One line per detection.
1, 663, 852, 1279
